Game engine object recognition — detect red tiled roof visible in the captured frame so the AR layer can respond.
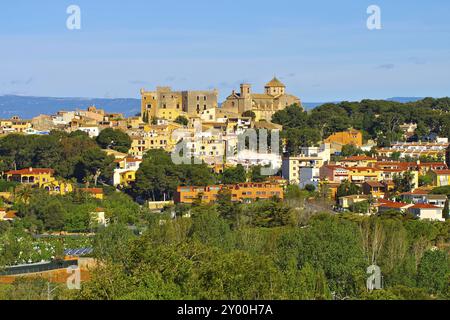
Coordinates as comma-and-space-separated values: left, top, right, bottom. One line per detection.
378, 200, 410, 209
380, 168, 404, 172
400, 189, 430, 196
433, 170, 450, 175
4, 211, 17, 219
364, 181, 385, 187
343, 156, 376, 161
6, 168, 54, 175
410, 203, 441, 209
418, 162, 447, 169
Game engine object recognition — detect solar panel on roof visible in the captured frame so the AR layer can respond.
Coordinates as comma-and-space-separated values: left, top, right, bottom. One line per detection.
64, 247, 93, 256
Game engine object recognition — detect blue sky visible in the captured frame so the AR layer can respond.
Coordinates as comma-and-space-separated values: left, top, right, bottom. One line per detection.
0, 0, 449, 102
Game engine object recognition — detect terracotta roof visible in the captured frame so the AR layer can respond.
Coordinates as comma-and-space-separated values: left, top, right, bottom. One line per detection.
378, 200, 410, 209
81, 188, 103, 194
410, 203, 441, 209
381, 168, 405, 172
4, 211, 17, 219
418, 162, 447, 169
433, 170, 450, 175
343, 156, 376, 161
364, 181, 385, 188
6, 168, 54, 175
400, 189, 430, 196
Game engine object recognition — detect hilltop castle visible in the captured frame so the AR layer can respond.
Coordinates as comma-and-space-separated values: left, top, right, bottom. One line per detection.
140, 77, 301, 123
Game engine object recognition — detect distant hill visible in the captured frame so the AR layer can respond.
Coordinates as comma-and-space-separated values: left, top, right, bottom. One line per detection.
0, 95, 429, 119
302, 102, 340, 110
0, 95, 141, 119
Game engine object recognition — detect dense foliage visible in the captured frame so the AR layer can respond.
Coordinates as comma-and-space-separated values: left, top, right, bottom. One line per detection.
96, 128, 132, 153
131, 149, 216, 201
0, 131, 115, 183
273, 98, 450, 155
75, 207, 450, 300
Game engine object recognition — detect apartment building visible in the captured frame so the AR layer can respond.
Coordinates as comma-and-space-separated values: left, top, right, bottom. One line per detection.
377, 141, 449, 160
175, 183, 284, 204
282, 144, 331, 185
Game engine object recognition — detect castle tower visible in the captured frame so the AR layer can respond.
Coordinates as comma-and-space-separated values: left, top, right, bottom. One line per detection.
240, 83, 251, 98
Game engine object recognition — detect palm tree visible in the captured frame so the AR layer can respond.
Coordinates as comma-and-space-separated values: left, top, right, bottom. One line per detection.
15, 185, 33, 204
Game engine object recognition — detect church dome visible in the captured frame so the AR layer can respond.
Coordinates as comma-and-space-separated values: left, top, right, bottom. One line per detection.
265, 77, 285, 87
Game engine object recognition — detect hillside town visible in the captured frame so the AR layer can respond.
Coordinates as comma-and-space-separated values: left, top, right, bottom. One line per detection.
0, 78, 449, 300
1, 78, 450, 222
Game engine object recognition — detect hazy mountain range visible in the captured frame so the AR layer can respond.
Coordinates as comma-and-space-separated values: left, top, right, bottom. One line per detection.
0, 95, 426, 119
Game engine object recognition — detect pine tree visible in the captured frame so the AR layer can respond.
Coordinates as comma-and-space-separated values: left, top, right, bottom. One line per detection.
443, 199, 449, 220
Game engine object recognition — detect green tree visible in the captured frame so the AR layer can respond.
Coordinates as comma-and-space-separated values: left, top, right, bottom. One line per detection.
221, 165, 246, 184
443, 199, 449, 220
341, 144, 364, 157
174, 116, 189, 126
96, 128, 132, 153
417, 250, 450, 295
216, 189, 241, 228
304, 184, 316, 192
93, 223, 135, 264
133, 150, 215, 201
337, 180, 361, 198
393, 171, 415, 193
242, 111, 256, 120
249, 165, 267, 183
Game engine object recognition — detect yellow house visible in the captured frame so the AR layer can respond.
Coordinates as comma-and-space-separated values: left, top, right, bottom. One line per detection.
347, 167, 381, 185
113, 157, 142, 186
127, 117, 143, 129
119, 171, 136, 186
102, 149, 128, 160
431, 170, 450, 187
339, 194, 370, 210
4, 167, 75, 195
1, 117, 32, 133
130, 135, 170, 156
42, 180, 74, 196
379, 169, 419, 190
12, 120, 32, 133
5, 168, 55, 187
338, 156, 377, 168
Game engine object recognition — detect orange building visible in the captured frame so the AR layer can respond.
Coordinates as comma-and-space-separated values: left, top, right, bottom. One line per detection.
175, 183, 284, 204
324, 129, 363, 147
